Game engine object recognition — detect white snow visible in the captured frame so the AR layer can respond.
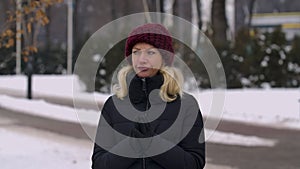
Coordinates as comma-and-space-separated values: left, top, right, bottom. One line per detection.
0, 75, 84, 96
0, 74, 299, 148
0, 125, 93, 169
197, 89, 300, 130
207, 129, 277, 147
0, 95, 100, 125
4, 74, 299, 169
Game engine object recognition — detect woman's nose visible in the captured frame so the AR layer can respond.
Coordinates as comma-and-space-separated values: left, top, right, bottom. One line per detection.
138, 52, 148, 63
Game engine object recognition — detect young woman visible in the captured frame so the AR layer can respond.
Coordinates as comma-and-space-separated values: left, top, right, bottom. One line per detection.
92, 23, 205, 169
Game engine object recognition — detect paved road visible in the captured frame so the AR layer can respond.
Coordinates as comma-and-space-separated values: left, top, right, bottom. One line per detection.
1, 107, 299, 169
0, 107, 93, 139
207, 119, 300, 169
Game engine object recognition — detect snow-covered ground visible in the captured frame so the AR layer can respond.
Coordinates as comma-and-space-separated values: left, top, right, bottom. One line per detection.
1, 74, 299, 169
199, 88, 300, 130
0, 119, 93, 169
0, 125, 231, 169
1, 75, 297, 146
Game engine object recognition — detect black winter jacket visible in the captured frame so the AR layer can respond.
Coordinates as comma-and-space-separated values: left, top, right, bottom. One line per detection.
92, 72, 205, 169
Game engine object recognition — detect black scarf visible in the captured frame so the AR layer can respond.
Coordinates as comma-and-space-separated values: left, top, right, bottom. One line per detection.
127, 71, 164, 111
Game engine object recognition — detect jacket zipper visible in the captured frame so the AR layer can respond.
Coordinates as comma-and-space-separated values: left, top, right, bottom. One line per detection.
141, 78, 149, 110
141, 78, 148, 169
143, 158, 146, 169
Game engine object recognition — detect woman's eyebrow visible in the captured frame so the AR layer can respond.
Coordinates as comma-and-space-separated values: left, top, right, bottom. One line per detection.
132, 47, 157, 50
132, 47, 141, 50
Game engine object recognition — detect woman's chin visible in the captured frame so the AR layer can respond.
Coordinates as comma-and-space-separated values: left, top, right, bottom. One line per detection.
136, 70, 157, 78
136, 71, 151, 78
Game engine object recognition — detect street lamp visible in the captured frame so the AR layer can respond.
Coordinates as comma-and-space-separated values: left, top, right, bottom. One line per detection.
25, 55, 34, 99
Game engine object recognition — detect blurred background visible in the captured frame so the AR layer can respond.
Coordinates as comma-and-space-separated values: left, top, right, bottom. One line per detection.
0, 0, 299, 90
0, 0, 299, 169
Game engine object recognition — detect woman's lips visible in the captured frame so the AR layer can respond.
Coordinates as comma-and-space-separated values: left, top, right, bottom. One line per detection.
137, 67, 149, 71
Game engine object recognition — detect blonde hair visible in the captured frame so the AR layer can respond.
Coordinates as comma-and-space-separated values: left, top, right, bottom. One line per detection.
113, 65, 183, 102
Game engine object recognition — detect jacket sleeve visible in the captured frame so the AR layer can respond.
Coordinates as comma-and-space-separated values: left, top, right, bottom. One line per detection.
91, 97, 137, 169
151, 102, 206, 169
92, 142, 137, 169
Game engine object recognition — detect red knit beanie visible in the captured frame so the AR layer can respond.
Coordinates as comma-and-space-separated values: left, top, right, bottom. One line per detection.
125, 23, 174, 66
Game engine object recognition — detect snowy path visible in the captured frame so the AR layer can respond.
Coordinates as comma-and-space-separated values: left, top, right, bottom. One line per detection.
0, 115, 93, 169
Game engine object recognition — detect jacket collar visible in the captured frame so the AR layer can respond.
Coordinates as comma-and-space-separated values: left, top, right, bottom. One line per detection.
127, 71, 164, 104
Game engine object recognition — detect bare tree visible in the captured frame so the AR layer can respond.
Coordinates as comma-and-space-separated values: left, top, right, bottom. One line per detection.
173, 0, 192, 47
159, 0, 164, 12
211, 0, 228, 49
195, 0, 202, 30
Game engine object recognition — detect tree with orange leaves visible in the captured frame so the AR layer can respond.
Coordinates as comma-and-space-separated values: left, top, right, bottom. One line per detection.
0, 0, 63, 58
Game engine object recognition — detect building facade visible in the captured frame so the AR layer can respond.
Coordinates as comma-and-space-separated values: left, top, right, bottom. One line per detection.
235, 0, 300, 40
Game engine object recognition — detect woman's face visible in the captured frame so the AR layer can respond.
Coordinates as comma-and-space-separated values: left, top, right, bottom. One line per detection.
131, 43, 163, 78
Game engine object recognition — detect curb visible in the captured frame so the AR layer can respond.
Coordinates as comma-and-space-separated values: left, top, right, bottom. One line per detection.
0, 88, 104, 111
0, 107, 95, 140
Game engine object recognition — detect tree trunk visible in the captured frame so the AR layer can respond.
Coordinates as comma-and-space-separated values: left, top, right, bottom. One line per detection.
173, 0, 192, 72
173, 0, 192, 44
159, 0, 164, 12
173, 0, 191, 21
45, 7, 51, 50
110, 0, 117, 20
73, 0, 80, 47
196, 0, 202, 30
211, 0, 228, 49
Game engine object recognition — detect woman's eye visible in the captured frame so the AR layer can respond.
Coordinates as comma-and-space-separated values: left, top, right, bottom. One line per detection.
147, 51, 156, 55
132, 50, 141, 55
132, 50, 156, 56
